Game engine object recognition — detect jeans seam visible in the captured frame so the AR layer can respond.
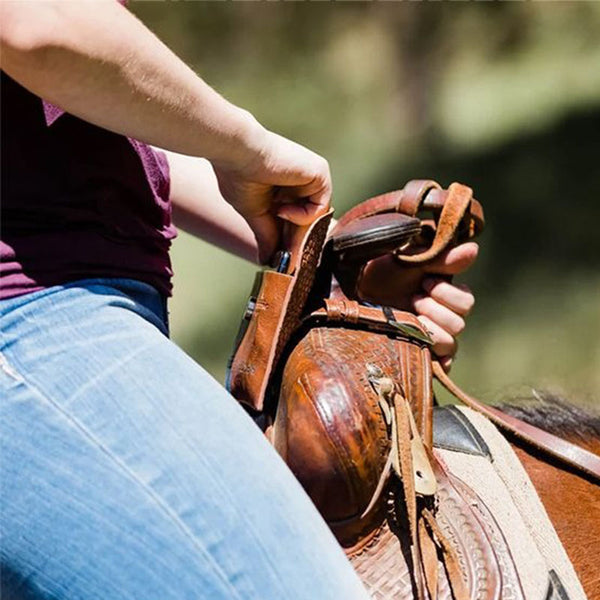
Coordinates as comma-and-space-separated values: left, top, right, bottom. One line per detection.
2, 345, 245, 600
65, 337, 162, 406
0, 352, 24, 382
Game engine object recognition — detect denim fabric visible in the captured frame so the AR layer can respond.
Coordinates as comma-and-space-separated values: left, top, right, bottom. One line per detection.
0, 279, 368, 600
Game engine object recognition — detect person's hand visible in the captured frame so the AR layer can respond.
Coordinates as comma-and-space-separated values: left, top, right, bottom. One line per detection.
358, 242, 478, 370
212, 129, 332, 263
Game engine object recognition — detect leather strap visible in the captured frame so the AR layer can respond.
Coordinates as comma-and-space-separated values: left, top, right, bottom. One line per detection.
395, 183, 475, 265
422, 508, 470, 600
335, 179, 484, 238
433, 361, 600, 483
366, 373, 476, 600
306, 299, 434, 345
336, 180, 442, 226
330, 180, 484, 299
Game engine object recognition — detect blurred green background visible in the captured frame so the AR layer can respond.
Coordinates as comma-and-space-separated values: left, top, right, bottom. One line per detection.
132, 2, 600, 406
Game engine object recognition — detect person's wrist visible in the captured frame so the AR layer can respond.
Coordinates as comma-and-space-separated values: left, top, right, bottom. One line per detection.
209, 107, 268, 173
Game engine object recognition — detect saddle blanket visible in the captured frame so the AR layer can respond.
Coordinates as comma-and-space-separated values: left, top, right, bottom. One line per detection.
434, 406, 587, 600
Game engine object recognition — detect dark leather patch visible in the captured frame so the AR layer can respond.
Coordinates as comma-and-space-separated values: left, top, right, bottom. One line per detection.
545, 570, 570, 600
433, 405, 491, 458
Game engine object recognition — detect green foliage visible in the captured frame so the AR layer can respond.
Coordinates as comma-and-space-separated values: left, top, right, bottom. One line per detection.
133, 2, 600, 404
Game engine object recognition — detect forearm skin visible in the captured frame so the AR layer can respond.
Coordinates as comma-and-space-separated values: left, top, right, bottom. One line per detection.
166, 151, 260, 264
0, 0, 264, 167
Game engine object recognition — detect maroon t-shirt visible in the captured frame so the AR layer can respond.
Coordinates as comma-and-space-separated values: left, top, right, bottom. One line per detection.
0, 71, 177, 300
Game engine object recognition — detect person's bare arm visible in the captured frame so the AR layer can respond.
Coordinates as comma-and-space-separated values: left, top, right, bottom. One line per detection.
166, 151, 259, 263
0, 0, 331, 262
0, 0, 260, 164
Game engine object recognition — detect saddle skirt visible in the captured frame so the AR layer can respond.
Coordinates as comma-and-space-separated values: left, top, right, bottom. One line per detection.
350, 406, 586, 600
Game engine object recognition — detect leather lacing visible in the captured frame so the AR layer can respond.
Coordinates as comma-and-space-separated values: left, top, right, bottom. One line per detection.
367, 370, 469, 600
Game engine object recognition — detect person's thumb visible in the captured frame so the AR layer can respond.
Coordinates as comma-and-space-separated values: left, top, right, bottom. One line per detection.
423, 242, 479, 276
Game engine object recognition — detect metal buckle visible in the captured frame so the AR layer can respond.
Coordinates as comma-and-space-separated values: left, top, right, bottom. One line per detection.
381, 306, 434, 346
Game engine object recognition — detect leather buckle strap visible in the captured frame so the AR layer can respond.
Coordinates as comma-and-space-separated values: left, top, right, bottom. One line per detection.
306, 301, 434, 347
335, 179, 484, 239
394, 182, 475, 265
382, 305, 434, 346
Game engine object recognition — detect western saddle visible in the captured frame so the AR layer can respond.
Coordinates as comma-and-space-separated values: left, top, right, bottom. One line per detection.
226, 180, 600, 600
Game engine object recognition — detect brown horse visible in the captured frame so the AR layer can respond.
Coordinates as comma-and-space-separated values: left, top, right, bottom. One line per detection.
501, 393, 600, 599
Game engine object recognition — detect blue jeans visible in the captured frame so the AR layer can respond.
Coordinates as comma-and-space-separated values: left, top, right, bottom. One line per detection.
0, 279, 368, 600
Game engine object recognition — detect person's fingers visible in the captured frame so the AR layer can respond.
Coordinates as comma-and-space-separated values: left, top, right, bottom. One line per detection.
276, 167, 332, 225
423, 242, 478, 276
412, 295, 466, 337
276, 186, 331, 224
245, 213, 280, 264
438, 355, 453, 373
417, 315, 457, 358
292, 159, 331, 202
421, 280, 475, 316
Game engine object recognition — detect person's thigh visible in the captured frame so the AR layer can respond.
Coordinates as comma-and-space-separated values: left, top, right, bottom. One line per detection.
0, 280, 368, 600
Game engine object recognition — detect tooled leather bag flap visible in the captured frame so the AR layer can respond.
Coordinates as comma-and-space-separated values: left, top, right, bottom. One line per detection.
299, 298, 437, 448
226, 209, 333, 410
